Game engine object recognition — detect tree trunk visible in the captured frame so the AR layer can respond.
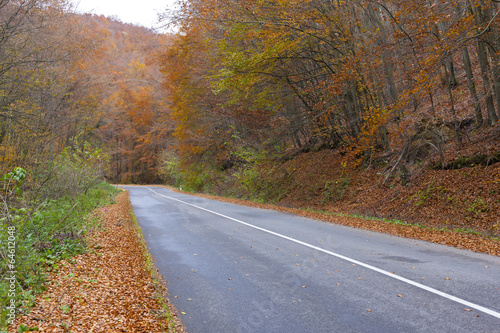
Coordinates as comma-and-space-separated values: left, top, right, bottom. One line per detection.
344, 87, 361, 138
474, 3, 498, 124
443, 61, 462, 146
476, 39, 498, 124
446, 60, 458, 88
480, 0, 500, 120
462, 46, 484, 127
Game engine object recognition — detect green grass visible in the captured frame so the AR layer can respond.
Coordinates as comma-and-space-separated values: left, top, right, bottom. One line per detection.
0, 181, 119, 330
303, 208, 420, 227
300, 207, 499, 239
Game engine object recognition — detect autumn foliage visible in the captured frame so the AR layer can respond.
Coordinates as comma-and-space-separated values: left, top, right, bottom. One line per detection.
161, 0, 500, 180
0, 3, 173, 329
0, 2, 172, 184
1, 1, 500, 330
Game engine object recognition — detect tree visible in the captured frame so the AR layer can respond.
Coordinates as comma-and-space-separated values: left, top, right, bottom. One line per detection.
159, 0, 500, 186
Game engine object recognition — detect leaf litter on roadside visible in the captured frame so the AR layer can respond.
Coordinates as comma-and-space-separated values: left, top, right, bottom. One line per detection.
11, 190, 185, 333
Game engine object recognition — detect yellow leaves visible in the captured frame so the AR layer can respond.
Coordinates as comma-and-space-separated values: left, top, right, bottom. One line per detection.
127, 59, 147, 78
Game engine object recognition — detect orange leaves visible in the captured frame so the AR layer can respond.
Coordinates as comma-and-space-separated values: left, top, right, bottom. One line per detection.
157, 0, 500, 191
85, 17, 173, 184
11, 191, 181, 332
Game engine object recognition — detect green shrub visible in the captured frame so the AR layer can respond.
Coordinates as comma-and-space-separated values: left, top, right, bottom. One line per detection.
0, 144, 117, 329
41, 137, 106, 199
322, 176, 351, 204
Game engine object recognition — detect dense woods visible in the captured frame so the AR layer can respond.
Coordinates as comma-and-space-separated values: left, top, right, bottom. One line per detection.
157, 0, 500, 237
2, 0, 500, 327
0, 0, 171, 184
2, 1, 500, 191
0, 1, 170, 327
162, 0, 500, 182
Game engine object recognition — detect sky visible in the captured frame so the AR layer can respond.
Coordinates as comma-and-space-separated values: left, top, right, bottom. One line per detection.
74, 0, 179, 29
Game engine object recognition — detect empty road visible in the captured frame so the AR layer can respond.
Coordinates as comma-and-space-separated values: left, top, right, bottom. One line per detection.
123, 186, 500, 333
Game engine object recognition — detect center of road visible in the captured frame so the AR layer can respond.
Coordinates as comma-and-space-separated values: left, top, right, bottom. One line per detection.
147, 187, 500, 319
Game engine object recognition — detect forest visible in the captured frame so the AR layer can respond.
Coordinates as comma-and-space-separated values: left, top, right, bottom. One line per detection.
162, 0, 499, 171
160, 0, 500, 238
1, 0, 500, 327
0, 0, 170, 327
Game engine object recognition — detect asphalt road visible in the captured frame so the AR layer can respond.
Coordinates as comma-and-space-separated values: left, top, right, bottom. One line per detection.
123, 186, 500, 333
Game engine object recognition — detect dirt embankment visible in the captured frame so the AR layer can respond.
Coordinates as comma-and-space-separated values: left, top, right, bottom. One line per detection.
182, 124, 500, 256
277, 149, 499, 238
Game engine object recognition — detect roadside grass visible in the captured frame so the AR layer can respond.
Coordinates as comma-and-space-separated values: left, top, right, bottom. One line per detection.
129, 208, 180, 332
0, 181, 118, 330
173, 183, 499, 242
302, 207, 500, 241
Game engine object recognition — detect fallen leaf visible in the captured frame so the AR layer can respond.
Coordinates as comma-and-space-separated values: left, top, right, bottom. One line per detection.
9, 191, 182, 332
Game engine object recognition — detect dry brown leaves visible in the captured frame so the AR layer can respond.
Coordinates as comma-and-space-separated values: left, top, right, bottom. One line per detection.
10, 190, 183, 333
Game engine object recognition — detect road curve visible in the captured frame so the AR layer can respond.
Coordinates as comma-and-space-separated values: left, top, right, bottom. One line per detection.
122, 185, 500, 333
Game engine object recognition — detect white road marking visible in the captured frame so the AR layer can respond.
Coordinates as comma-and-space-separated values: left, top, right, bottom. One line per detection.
148, 187, 500, 319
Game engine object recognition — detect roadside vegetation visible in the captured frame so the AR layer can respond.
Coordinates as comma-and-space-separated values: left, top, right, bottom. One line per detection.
2, 0, 500, 330
7, 190, 182, 332
154, 0, 500, 245
0, 139, 117, 330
